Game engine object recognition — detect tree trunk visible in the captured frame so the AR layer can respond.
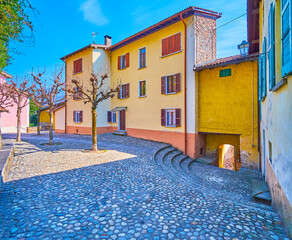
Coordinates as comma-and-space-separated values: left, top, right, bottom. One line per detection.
16, 108, 21, 142
37, 109, 41, 135
49, 111, 53, 145
91, 107, 98, 152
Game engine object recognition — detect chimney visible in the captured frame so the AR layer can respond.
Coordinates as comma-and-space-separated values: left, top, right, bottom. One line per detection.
104, 35, 112, 46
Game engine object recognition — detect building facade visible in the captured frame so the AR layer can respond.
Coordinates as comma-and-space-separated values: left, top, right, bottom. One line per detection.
258, 0, 292, 236
0, 71, 30, 134
61, 37, 113, 135
195, 55, 259, 170
107, 7, 221, 158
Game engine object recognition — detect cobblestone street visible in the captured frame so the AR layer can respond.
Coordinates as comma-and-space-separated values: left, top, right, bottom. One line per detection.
0, 133, 289, 239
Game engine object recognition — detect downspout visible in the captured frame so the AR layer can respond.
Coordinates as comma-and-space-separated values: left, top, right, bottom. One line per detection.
61, 58, 67, 134
180, 13, 187, 155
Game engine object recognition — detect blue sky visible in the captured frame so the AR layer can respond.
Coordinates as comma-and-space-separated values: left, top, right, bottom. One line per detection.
6, 0, 247, 77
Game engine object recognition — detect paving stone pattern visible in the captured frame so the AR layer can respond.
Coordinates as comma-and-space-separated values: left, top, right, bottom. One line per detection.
0, 133, 289, 239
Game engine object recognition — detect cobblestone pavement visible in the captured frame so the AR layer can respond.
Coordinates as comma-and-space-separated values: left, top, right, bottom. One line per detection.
0, 133, 289, 239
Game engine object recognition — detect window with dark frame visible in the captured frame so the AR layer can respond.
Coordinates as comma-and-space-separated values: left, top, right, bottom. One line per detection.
120, 84, 129, 99
161, 108, 181, 128
166, 75, 176, 93
121, 55, 126, 69
112, 112, 116, 123
166, 109, 176, 127
269, 141, 272, 164
73, 58, 82, 74
73, 110, 83, 123
139, 48, 146, 68
139, 80, 146, 97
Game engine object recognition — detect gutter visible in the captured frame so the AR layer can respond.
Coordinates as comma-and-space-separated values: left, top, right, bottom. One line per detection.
180, 13, 188, 155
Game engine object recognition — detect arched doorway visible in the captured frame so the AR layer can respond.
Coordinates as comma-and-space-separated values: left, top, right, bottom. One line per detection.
218, 144, 241, 171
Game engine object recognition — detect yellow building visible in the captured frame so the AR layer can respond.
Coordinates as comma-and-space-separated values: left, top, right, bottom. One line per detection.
194, 55, 259, 170
107, 7, 221, 158
61, 37, 113, 135
257, 0, 292, 236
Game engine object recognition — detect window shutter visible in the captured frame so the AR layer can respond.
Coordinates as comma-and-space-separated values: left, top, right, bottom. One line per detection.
118, 85, 121, 99
175, 109, 181, 127
175, 73, 181, 93
126, 83, 130, 98
168, 36, 174, 54
269, 4, 276, 90
118, 56, 121, 70
126, 53, 130, 68
162, 38, 167, 56
161, 76, 166, 94
281, 0, 292, 76
79, 59, 82, 73
174, 33, 181, 52
73, 61, 76, 74
259, 54, 263, 101
80, 111, 83, 123
107, 111, 112, 122
78, 87, 83, 99
262, 37, 267, 98
73, 111, 76, 122
161, 109, 166, 126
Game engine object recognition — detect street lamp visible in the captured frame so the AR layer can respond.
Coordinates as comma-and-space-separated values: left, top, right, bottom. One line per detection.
238, 40, 250, 56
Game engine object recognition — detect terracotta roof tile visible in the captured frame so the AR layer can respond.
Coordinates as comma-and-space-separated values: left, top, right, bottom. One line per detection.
194, 54, 259, 71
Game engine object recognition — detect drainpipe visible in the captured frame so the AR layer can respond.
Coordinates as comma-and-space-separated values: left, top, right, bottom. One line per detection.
61, 58, 67, 134
180, 13, 188, 155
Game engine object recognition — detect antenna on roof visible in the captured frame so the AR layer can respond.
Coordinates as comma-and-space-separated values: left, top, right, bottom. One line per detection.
92, 32, 98, 44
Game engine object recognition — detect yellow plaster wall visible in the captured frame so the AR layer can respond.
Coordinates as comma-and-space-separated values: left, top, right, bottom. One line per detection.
110, 19, 189, 132
198, 61, 259, 168
206, 134, 240, 157
65, 48, 93, 129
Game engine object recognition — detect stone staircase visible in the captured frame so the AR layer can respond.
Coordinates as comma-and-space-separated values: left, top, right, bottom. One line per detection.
153, 145, 275, 213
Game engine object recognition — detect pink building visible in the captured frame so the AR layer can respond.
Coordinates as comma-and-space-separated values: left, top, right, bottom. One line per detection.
0, 71, 30, 133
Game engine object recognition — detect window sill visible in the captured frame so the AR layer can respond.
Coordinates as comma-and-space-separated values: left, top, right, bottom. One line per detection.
165, 125, 178, 128
139, 95, 147, 98
119, 67, 128, 70
161, 50, 182, 58
138, 66, 147, 70
272, 78, 288, 92
73, 71, 83, 75
164, 92, 178, 95
119, 97, 129, 100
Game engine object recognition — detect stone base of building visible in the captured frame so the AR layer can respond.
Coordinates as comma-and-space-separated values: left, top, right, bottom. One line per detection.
266, 159, 292, 238
55, 129, 66, 134
66, 126, 114, 135
1, 126, 29, 134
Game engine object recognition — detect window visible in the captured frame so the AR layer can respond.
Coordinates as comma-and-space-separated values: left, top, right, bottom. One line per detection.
268, 3, 276, 90
107, 111, 116, 123
119, 83, 130, 99
73, 86, 83, 100
161, 73, 181, 94
73, 58, 82, 74
219, 69, 231, 77
269, 141, 272, 164
118, 53, 129, 70
162, 33, 181, 56
139, 80, 146, 97
161, 108, 181, 127
139, 47, 146, 68
73, 111, 83, 123
281, 0, 292, 76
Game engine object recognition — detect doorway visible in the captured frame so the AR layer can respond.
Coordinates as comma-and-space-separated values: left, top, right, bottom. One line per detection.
218, 144, 240, 171
119, 110, 126, 131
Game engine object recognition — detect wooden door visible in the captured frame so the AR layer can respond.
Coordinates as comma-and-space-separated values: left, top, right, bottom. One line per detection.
119, 110, 126, 131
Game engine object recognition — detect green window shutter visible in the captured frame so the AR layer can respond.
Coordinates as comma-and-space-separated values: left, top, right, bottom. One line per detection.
269, 4, 276, 90
259, 54, 263, 101
219, 68, 231, 77
262, 37, 267, 99
281, 0, 292, 76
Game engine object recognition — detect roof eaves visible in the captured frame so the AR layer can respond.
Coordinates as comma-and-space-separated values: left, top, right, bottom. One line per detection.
107, 6, 221, 52
60, 44, 107, 61
194, 54, 259, 71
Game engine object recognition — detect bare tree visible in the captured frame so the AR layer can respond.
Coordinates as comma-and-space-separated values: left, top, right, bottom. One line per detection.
4, 78, 35, 141
32, 85, 47, 135
0, 82, 13, 147
67, 72, 119, 152
32, 69, 65, 145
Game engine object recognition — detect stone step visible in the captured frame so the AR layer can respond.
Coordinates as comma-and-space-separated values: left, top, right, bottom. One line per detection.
153, 146, 175, 168
195, 156, 216, 165
161, 150, 182, 178
113, 131, 128, 136
252, 179, 272, 205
